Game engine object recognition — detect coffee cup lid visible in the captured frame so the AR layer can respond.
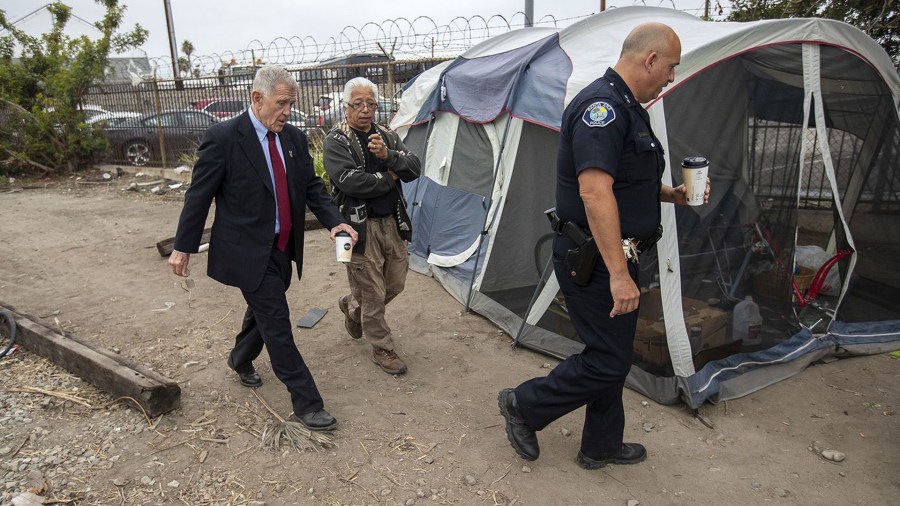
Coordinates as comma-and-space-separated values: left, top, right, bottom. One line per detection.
336, 231, 351, 237
682, 156, 708, 168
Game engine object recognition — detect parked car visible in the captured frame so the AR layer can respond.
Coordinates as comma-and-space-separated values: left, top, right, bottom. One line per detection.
86, 111, 142, 127
375, 98, 399, 125
314, 92, 343, 130
288, 108, 307, 126
190, 98, 249, 119
289, 108, 315, 133
77, 104, 109, 122
287, 108, 326, 140
45, 104, 109, 127
105, 110, 219, 166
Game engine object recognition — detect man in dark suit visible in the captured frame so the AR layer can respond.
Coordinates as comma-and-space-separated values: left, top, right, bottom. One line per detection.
169, 65, 357, 431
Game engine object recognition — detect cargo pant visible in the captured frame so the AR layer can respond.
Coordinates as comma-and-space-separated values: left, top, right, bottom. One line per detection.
343, 216, 408, 351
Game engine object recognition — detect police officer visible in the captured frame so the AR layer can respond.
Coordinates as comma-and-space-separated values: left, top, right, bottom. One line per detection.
499, 22, 709, 469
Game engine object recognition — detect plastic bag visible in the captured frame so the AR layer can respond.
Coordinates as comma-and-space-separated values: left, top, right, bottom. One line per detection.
795, 245, 842, 295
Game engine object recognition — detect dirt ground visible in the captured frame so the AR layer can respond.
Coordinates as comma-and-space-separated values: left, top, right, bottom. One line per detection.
1, 174, 898, 506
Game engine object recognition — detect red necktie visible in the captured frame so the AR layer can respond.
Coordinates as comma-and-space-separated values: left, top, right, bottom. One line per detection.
266, 132, 292, 251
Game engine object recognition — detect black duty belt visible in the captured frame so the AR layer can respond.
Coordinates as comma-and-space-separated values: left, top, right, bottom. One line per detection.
544, 207, 662, 264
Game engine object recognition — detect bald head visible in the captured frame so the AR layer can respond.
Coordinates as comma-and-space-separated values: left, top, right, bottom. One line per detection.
620, 22, 678, 59
613, 22, 681, 103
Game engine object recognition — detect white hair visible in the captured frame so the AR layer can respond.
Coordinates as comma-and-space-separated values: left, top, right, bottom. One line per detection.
342, 77, 379, 104
252, 65, 299, 96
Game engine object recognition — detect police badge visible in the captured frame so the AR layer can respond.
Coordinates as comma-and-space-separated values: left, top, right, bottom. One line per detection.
582, 101, 616, 128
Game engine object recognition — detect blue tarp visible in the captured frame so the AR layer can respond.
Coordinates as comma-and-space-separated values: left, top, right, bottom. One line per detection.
684, 320, 900, 407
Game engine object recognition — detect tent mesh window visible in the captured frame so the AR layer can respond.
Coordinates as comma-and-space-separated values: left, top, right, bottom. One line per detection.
628, 44, 900, 377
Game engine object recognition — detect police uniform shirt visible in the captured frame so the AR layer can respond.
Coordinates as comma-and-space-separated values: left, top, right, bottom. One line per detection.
555, 67, 664, 241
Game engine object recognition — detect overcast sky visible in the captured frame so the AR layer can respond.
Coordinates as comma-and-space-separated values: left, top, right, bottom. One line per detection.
2, 0, 726, 60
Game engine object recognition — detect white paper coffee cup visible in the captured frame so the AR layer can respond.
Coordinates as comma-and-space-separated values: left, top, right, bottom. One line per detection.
681, 156, 708, 207
335, 232, 352, 262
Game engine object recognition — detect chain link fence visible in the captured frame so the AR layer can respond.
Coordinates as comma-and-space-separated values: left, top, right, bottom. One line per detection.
83, 57, 449, 168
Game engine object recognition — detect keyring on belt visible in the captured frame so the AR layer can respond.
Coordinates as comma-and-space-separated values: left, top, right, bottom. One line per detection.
622, 238, 639, 264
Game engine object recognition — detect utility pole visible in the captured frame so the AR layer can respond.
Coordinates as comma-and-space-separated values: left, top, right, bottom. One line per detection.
704, 0, 710, 20
525, 0, 533, 27
163, 0, 182, 89
601, 1, 606, 11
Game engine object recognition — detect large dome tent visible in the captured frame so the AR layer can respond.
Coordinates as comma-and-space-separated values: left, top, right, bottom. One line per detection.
390, 6, 900, 407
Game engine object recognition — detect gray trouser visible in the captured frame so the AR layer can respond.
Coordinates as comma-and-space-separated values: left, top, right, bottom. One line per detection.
344, 216, 408, 350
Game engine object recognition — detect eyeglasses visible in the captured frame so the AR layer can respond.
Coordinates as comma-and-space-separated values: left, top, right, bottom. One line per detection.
180, 267, 196, 307
346, 101, 379, 111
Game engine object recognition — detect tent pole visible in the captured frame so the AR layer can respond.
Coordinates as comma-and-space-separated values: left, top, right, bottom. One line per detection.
461, 44, 551, 311
463, 113, 515, 312
827, 94, 890, 253
406, 113, 437, 229
513, 252, 555, 347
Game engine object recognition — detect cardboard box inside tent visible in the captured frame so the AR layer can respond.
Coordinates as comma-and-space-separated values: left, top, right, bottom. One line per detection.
633, 289, 730, 367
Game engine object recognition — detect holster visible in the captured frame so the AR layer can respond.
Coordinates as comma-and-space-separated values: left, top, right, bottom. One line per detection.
546, 208, 598, 286
565, 239, 599, 286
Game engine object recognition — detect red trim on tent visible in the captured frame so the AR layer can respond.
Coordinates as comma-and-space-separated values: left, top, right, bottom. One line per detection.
394, 108, 561, 132
647, 40, 885, 109
396, 40, 889, 127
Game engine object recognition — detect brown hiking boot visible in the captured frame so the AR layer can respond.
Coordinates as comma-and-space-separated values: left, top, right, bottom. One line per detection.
338, 295, 362, 339
372, 348, 407, 375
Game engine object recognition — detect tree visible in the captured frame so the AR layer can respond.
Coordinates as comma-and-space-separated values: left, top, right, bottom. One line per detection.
177, 56, 189, 76
0, 1, 147, 175
728, 0, 899, 63
181, 39, 194, 72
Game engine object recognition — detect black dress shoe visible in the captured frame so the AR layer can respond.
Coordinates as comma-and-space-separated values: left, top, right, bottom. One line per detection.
291, 409, 338, 431
226, 355, 262, 388
577, 443, 647, 469
497, 388, 539, 461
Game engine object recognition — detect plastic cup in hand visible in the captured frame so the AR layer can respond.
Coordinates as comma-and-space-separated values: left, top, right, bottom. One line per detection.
335, 231, 352, 263
681, 156, 709, 206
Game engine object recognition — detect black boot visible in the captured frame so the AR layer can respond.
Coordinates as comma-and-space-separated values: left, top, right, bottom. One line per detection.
577, 443, 647, 469
497, 388, 539, 461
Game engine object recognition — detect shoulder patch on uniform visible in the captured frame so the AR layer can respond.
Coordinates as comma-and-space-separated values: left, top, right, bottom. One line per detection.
582, 101, 616, 128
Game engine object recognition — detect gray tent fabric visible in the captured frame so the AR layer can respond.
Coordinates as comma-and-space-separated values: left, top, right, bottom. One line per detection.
392, 7, 900, 408
418, 33, 572, 127
480, 121, 558, 294
447, 122, 495, 196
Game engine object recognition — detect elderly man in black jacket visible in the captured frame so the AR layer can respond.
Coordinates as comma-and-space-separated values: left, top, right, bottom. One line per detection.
323, 77, 420, 375
169, 65, 357, 431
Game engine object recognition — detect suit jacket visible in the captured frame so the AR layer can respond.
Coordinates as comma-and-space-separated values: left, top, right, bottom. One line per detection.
173, 111, 344, 292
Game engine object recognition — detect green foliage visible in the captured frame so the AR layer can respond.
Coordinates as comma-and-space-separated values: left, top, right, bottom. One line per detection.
181, 40, 194, 59
309, 136, 330, 191
0, 1, 147, 176
180, 39, 195, 77
728, 0, 899, 63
